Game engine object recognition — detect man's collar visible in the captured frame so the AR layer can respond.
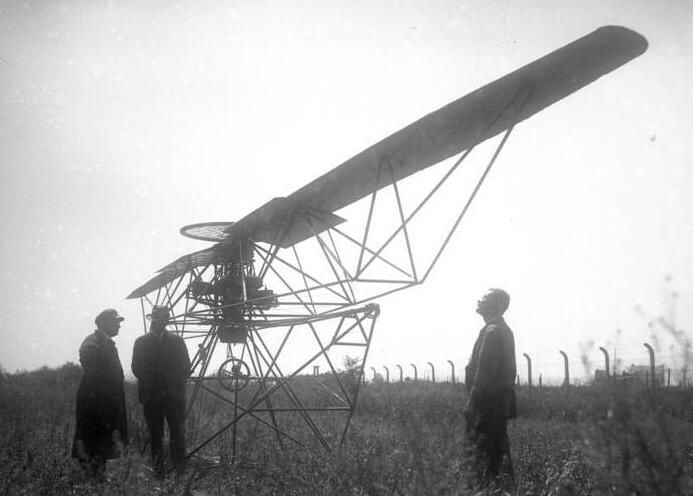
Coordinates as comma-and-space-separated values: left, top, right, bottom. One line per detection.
150, 327, 167, 337
95, 329, 114, 343
484, 315, 505, 326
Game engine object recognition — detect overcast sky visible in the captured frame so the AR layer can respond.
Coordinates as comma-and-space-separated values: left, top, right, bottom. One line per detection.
1, 0, 691, 383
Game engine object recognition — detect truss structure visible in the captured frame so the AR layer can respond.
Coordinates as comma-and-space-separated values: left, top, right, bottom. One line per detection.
128, 26, 647, 460
133, 128, 512, 459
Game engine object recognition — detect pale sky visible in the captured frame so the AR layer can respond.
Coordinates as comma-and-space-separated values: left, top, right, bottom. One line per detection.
1, 0, 692, 384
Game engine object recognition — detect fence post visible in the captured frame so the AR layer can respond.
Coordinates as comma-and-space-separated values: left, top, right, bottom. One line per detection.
523, 353, 532, 388
539, 374, 542, 388
383, 366, 390, 383
427, 362, 435, 383
396, 364, 403, 383
643, 342, 656, 389
598, 346, 610, 381
559, 350, 570, 389
313, 365, 320, 376
370, 367, 377, 382
410, 363, 418, 381
447, 360, 455, 384
667, 368, 671, 388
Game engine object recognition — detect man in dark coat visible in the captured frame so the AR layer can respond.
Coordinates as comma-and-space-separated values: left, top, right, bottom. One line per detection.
72, 308, 128, 479
132, 305, 191, 477
464, 288, 517, 484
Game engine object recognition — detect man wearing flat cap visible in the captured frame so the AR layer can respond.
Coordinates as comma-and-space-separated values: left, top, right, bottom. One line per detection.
132, 305, 191, 477
72, 309, 128, 480
464, 288, 517, 485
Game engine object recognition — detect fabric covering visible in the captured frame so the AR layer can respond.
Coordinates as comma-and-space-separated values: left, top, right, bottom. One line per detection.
127, 26, 647, 300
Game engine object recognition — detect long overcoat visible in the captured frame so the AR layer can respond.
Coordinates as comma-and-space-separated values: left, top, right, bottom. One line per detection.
72, 330, 128, 460
465, 317, 517, 420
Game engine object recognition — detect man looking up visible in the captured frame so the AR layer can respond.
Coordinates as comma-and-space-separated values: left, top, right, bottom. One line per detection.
464, 288, 517, 485
132, 305, 191, 478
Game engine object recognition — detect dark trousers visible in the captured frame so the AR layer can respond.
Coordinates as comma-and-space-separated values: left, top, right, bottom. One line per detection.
466, 414, 513, 484
143, 395, 186, 476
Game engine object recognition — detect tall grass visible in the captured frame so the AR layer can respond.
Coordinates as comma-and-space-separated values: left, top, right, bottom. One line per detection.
1, 364, 692, 495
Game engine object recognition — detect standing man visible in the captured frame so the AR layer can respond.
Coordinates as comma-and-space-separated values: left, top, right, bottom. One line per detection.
132, 305, 191, 478
72, 309, 128, 480
464, 288, 517, 484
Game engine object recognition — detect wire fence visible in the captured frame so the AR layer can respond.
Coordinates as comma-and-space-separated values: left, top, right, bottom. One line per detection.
362, 342, 693, 389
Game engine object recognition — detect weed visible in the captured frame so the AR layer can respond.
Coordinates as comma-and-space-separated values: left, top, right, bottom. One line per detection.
1, 365, 692, 494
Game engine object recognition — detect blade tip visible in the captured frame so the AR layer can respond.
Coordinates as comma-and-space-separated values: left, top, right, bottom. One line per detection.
597, 25, 649, 56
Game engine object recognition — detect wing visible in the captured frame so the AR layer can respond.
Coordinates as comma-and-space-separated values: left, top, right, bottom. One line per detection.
127, 246, 228, 299
128, 25, 647, 299
225, 26, 646, 247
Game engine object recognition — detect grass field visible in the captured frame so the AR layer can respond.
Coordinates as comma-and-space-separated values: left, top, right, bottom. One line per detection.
1, 363, 692, 495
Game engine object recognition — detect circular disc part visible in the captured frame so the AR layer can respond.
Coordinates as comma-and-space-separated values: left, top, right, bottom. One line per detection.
218, 358, 251, 392
180, 222, 235, 241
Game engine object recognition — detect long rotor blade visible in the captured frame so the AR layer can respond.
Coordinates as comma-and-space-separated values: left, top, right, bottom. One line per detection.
225, 25, 646, 247
128, 25, 647, 298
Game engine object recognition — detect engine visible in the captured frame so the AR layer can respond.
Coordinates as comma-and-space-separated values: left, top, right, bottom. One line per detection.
189, 264, 278, 343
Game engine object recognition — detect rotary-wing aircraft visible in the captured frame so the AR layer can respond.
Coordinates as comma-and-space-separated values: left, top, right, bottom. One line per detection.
128, 26, 647, 460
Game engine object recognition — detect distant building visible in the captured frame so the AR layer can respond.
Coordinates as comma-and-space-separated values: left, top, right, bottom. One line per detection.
594, 369, 609, 383
622, 364, 666, 386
